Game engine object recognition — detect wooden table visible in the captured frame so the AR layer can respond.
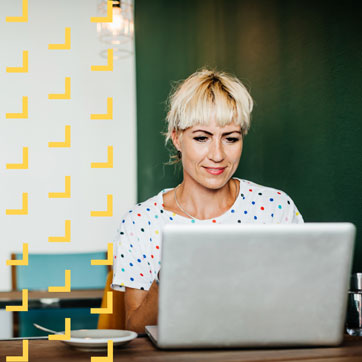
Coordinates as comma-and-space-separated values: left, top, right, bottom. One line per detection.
0, 290, 103, 309
0, 336, 361, 361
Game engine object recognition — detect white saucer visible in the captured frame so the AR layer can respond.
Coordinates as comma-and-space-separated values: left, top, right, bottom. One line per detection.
59, 329, 137, 351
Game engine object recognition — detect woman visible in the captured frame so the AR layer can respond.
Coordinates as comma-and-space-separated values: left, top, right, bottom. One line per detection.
112, 69, 303, 333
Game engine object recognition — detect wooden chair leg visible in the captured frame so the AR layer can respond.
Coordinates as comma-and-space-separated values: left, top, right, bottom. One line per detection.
13, 312, 19, 338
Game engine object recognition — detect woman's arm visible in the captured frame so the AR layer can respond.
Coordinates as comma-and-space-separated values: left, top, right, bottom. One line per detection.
124, 280, 159, 333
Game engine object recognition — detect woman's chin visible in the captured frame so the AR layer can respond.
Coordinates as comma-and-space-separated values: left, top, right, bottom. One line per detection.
196, 174, 230, 190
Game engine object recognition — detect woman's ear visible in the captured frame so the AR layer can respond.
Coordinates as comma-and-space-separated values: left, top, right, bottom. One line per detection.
171, 129, 181, 151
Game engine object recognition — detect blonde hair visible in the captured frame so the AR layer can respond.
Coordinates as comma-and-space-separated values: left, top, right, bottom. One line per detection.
164, 68, 253, 164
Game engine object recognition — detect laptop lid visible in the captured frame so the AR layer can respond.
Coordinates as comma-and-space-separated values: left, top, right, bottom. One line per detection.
156, 223, 355, 348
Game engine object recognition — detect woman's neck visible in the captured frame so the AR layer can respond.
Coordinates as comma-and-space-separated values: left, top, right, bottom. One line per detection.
163, 177, 239, 220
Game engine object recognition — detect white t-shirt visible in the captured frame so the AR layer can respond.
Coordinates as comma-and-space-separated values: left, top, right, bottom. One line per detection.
112, 178, 303, 291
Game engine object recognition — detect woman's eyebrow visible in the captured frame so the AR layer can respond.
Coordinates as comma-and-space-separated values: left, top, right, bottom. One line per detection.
192, 129, 242, 136
223, 131, 242, 136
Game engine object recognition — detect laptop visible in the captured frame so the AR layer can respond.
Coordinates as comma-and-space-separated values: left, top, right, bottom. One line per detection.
145, 223, 355, 349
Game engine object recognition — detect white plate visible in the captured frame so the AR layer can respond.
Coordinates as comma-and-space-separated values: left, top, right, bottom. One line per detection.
59, 329, 137, 351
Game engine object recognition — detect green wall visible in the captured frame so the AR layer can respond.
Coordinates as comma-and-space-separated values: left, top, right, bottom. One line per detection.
134, 0, 362, 271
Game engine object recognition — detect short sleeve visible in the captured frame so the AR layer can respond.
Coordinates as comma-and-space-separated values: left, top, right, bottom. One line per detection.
112, 214, 154, 291
285, 199, 304, 224
271, 189, 304, 224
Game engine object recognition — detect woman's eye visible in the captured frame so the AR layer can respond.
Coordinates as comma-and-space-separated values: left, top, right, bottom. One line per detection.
226, 137, 239, 143
194, 136, 208, 142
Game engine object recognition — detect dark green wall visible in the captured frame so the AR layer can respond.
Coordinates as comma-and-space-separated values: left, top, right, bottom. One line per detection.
134, 0, 362, 271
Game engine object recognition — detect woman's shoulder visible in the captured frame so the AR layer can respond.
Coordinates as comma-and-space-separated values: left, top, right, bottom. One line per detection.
236, 178, 296, 204
235, 178, 303, 223
119, 188, 171, 225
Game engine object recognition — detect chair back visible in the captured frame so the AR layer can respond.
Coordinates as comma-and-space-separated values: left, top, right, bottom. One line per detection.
14, 252, 108, 290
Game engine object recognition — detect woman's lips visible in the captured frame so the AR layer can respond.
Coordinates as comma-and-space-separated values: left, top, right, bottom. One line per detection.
204, 167, 226, 175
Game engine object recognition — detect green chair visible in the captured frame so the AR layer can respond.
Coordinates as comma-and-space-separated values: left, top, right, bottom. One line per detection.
12, 252, 108, 337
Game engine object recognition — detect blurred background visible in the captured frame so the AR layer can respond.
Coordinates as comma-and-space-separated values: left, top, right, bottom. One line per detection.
0, 0, 361, 338
135, 0, 362, 272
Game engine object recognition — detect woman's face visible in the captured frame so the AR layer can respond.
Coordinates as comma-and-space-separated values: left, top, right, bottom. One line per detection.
172, 120, 243, 190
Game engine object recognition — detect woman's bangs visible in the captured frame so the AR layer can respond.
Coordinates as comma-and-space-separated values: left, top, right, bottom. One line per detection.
212, 85, 240, 127
178, 86, 240, 129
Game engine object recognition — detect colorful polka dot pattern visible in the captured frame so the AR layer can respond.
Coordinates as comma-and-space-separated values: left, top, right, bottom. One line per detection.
112, 178, 304, 292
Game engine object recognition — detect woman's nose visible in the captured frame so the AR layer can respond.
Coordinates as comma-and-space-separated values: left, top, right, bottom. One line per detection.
208, 139, 224, 162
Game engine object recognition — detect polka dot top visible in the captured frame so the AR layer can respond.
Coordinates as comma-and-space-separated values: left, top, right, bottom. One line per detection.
112, 178, 303, 291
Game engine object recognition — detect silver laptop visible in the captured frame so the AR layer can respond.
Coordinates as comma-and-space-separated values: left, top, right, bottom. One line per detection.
145, 223, 355, 349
